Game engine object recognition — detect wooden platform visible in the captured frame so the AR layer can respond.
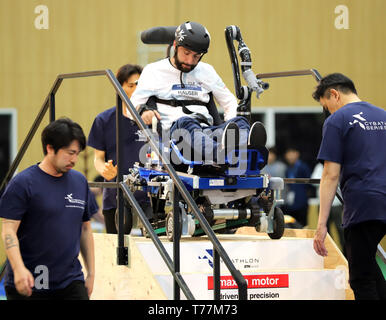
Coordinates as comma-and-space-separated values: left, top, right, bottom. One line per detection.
83, 228, 354, 300
80, 233, 167, 300
236, 227, 354, 300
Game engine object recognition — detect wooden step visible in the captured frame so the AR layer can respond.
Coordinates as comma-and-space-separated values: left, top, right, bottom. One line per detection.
82, 231, 354, 300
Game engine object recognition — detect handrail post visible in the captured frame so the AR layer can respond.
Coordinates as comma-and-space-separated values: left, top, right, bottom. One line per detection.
120, 182, 195, 300
213, 248, 221, 300
116, 94, 128, 265
173, 185, 181, 300
232, 269, 248, 300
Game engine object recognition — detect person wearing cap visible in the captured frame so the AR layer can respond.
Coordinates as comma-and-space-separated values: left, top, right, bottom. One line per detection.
129, 21, 266, 166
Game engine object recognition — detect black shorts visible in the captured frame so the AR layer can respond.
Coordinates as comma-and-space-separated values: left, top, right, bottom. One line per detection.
5, 280, 89, 300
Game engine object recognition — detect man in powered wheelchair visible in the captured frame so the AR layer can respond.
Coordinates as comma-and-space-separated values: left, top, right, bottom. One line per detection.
122, 21, 286, 241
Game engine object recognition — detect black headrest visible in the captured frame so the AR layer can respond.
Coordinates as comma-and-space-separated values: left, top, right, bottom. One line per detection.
141, 26, 177, 45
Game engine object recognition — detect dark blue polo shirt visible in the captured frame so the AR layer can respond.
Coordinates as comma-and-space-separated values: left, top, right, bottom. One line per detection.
88, 107, 145, 210
317, 101, 386, 228
0, 165, 98, 291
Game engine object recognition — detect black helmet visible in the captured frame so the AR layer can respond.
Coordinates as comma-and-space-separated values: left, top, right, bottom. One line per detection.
174, 21, 210, 54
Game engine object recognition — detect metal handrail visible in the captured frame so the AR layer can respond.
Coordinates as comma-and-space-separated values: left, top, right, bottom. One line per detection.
0, 69, 248, 300
0, 70, 106, 194
120, 182, 194, 300
256, 69, 323, 82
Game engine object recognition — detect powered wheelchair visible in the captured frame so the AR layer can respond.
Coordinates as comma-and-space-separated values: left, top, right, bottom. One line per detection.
119, 25, 286, 241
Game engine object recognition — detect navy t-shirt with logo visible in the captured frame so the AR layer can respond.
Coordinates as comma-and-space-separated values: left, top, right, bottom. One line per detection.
0, 165, 98, 291
317, 101, 386, 228
88, 107, 145, 210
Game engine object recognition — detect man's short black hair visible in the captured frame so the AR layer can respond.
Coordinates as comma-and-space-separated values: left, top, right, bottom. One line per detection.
268, 146, 278, 155
116, 64, 143, 85
312, 73, 357, 101
41, 117, 86, 155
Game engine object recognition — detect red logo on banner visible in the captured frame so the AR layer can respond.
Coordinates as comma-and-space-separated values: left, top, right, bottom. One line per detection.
208, 274, 289, 290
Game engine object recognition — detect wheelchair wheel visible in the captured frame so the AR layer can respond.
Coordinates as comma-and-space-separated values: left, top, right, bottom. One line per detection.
166, 212, 182, 242
114, 205, 133, 235
268, 207, 285, 240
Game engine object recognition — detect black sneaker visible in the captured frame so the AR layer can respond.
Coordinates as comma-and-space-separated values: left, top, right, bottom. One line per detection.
248, 121, 267, 149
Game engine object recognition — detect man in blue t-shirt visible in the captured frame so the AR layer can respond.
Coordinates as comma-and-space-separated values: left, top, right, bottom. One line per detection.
88, 64, 150, 234
283, 147, 311, 227
0, 118, 98, 300
312, 73, 386, 300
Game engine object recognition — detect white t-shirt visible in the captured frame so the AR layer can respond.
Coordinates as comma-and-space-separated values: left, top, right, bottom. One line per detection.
128, 58, 238, 130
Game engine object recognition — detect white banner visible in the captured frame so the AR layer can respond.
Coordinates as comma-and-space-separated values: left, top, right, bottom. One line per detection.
135, 238, 323, 274
155, 270, 347, 300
